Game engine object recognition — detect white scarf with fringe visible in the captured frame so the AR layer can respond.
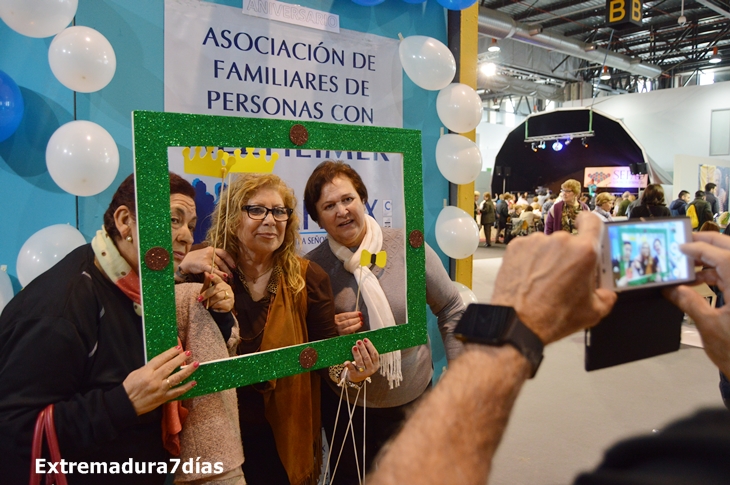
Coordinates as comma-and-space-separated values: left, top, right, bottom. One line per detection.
328, 215, 402, 389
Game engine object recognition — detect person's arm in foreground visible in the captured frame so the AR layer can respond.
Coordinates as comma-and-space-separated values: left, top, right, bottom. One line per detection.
368, 213, 617, 485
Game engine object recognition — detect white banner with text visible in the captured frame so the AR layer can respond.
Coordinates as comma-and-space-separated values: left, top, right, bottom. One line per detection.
164, 0, 403, 127
584, 166, 648, 189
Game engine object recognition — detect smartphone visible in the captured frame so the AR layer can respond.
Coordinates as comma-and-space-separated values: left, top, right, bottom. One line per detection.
599, 217, 695, 292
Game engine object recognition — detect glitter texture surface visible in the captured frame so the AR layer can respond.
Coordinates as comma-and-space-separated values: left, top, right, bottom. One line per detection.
132, 110, 427, 398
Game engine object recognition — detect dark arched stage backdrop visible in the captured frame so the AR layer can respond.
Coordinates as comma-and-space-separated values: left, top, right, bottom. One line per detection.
492, 108, 654, 195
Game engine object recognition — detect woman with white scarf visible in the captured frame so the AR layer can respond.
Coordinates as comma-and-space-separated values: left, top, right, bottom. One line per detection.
304, 161, 465, 485
592, 192, 615, 222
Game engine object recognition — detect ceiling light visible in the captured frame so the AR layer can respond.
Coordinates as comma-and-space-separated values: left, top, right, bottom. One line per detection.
552, 140, 563, 152
488, 38, 500, 52
678, 0, 686, 25
709, 47, 722, 64
480, 62, 497, 77
531, 142, 538, 152
600, 66, 611, 80
539, 141, 546, 150
490, 99, 500, 110
582, 138, 589, 148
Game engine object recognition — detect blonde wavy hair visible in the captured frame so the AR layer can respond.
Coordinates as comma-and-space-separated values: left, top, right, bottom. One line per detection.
595, 192, 615, 207
561, 179, 582, 196
206, 173, 305, 295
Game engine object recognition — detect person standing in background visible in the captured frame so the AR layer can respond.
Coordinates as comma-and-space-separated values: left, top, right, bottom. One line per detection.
479, 193, 496, 247
669, 190, 691, 216
690, 190, 714, 231
705, 182, 720, 216
615, 191, 632, 217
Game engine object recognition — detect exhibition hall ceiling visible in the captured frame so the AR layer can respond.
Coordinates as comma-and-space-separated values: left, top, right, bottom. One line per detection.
477, 0, 730, 97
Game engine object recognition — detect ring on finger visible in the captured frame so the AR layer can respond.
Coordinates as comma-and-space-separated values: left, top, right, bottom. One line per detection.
357, 366, 365, 372
166, 378, 172, 390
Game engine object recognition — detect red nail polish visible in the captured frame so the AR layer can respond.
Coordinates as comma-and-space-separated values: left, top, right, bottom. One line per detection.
353, 346, 357, 351
191, 381, 197, 387
196, 295, 204, 302
357, 340, 363, 345
223, 273, 228, 278
193, 361, 200, 368
175, 345, 182, 350
364, 338, 369, 343
185, 350, 192, 357
358, 311, 362, 317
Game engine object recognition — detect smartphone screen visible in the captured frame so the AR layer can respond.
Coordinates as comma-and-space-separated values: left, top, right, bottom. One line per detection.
601, 218, 695, 291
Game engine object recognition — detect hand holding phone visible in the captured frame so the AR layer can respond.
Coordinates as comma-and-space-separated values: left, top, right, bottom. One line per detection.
599, 218, 695, 292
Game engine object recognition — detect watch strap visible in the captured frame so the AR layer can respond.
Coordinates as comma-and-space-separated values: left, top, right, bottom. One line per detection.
503, 314, 544, 378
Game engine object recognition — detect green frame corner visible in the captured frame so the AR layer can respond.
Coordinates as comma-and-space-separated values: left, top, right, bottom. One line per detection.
132, 110, 426, 398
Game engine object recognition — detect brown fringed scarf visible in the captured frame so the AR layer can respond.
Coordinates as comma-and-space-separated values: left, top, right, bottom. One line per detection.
260, 259, 322, 485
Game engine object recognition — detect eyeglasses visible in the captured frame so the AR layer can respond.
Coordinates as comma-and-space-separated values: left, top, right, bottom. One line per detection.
560, 189, 574, 194
242, 205, 293, 221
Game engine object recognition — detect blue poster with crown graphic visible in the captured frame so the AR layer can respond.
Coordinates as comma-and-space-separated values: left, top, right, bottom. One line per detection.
167, 147, 405, 254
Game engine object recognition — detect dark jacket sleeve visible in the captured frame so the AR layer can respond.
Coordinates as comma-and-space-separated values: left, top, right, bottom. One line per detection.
304, 260, 338, 342
702, 202, 714, 222
0, 316, 137, 481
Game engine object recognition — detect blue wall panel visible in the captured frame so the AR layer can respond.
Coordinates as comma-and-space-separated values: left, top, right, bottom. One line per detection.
0, 0, 453, 366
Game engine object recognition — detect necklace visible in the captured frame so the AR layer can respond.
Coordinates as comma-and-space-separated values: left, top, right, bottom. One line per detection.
236, 266, 273, 284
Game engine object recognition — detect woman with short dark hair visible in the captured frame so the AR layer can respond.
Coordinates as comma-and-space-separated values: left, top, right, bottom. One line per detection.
303, 160, 464, 485
0, 173, 238, 485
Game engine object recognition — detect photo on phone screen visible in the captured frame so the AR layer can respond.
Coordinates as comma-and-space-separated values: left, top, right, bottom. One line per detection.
602, 218, 695, 291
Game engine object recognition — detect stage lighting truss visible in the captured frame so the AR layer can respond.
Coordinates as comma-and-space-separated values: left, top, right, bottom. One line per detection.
525, 132, 594, 153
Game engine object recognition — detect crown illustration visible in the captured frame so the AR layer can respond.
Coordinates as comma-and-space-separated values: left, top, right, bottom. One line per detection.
182, 146, 235, 178
229, 148, 279, 174
182, 146, 278, 177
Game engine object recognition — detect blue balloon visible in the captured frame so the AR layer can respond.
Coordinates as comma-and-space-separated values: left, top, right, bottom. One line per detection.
351, 0, 386, 5
436, 0, 478, 9
0, 70, 24, 143
402, 0, 427, 3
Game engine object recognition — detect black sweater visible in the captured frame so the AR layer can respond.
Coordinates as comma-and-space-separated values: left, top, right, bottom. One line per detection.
0, 245, 167, 485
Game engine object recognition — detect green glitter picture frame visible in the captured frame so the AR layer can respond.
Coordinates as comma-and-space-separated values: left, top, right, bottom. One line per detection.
132, 110, 427, 398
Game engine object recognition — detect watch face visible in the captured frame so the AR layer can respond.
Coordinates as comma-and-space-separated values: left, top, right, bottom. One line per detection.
454, 304, 515, 344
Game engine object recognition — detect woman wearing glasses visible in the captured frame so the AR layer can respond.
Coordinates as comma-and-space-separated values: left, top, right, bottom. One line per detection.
190, 173, 379, 485
544, 179, 591, 235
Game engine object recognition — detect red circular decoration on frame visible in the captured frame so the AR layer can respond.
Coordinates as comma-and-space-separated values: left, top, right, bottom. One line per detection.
409, 230, 424, 249
144, 247, 170, 271
299, 347, 318, 369
289, 124, 309, 146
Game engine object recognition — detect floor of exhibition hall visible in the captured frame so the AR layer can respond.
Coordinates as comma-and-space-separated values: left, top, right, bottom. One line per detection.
471, 244, 722, 485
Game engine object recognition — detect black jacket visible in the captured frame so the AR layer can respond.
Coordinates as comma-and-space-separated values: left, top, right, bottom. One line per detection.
690, 198, 714, 229
627, 204, 671, 219
706, 192, 720, 215
0, 245, 167, 485
669, 198, 688, 216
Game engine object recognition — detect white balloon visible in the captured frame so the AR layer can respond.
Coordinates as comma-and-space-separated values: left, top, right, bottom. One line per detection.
48, 26, 117, 92
453, 281, 478, 307
435, 206, 480, 259
16, 224, 86, 287
436, 134, 483, 185
436, 83, 483, 134
46, 120, 120, 196
0, 267, 14, 315
0, 0, 77, 38
399, 35, 456, 91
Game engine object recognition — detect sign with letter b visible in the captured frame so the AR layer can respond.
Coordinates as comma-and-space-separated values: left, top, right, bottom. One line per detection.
606, 0, 642, 29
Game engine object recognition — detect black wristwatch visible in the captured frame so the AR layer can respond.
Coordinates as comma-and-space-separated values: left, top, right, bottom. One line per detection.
454, 304, 544, 378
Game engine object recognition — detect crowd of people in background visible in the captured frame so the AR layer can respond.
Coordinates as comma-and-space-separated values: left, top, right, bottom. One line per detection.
474, 178, 730, 246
